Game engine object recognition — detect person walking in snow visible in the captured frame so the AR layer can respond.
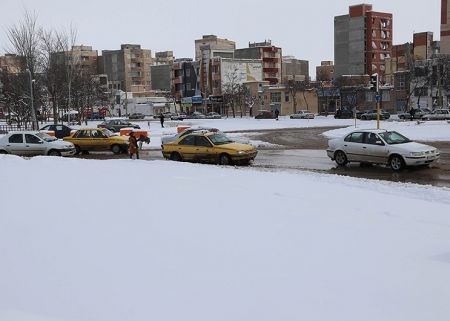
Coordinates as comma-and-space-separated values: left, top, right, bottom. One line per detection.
274, 109, 280, 120
159, 113, 165, 128
128, 131, 139, 159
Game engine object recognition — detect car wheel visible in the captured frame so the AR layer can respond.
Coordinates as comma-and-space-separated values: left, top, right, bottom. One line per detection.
48, 149, 61, 156
219, 153, 231, 165
361, 116, 367, 120
74, 145, 81, 155
389, 155, 405, 171
399, 115, 405, 119
0, 150, 8, 154
170, 152, 182, 161
334, 151, 348, 166
111, 144, 121, 154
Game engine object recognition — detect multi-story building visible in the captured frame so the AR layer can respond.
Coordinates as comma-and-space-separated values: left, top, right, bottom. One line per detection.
0, 54, 24, 73
154, 51, 174, 65
151, 65, 171, 91
102, 44, 152, 93
195, 35, 236, 61
282, 56, 309, 83
441, 0, 450, 54
316, 61, 335, 82
334, 4, 393, 80
234, 40, 282, 85
195, 35, 236, 96
384, 32, 438, 111
171, 58, 200, 102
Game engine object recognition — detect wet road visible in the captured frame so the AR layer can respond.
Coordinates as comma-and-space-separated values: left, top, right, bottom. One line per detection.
75, 127, 450, 188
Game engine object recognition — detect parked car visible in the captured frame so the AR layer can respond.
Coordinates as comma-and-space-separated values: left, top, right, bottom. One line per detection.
206, 112, 222, 119
161, 127, 220, 146
360, 109, 390, 120
421, 109, 450, 121
326, 129, 440, 171
171, 113, 187, 121
128, 113, 145, 120
162, 131, 257, 165
97, 119, 140, 132
39, 124, 73, 139
334, 108, 355, 119
154, 112, 174, 119
397, 108, 432, 120
290, 110, 315, 119
186, 111, 206, 119
64, 128, 129, 154
255, 111, 275, 119
0, 131, 76, 156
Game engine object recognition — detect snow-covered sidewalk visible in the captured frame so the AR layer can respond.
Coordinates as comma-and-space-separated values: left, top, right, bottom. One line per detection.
1, 155, 450, 321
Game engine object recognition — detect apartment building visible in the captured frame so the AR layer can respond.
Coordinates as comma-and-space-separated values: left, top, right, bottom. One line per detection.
282, 56, 309, 83
316, 61, 335, 82
0, 54, 25, 73
154, 51, 174, 65
334, 4, 393, 80
235, 40, 283, 85
171, 58, 200, 102
195, 35, 236, 96
102, 44, 152, 93
442, 0, 450, 54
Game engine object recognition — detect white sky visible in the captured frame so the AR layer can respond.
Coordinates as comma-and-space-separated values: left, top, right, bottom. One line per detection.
0, 0, 441, 78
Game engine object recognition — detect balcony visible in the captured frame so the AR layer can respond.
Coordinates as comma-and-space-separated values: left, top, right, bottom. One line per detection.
263, 57, 279, 63
263, 67, 279, 73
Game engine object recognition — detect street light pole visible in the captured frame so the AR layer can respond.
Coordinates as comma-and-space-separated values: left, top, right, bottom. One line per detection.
26, 69, 38, 130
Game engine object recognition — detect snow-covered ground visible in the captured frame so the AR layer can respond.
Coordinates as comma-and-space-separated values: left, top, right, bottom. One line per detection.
1, 155, 450, 321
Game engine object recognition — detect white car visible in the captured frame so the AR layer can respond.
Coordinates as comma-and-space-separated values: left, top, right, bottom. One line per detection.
0, 131, 76, 157
421, 109, 450, 121
290, 110, 315, 119
326, 129, 440, 171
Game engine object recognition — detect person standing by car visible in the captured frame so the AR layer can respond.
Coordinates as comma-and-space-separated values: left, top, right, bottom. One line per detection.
128, 131, 139, 159
159, 113, 165, 128
274, 109, 279, 120
409, 107, 416, 120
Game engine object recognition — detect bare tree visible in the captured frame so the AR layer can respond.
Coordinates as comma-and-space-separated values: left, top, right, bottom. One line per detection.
222, 69, 239, 118
6, 9, 41, 129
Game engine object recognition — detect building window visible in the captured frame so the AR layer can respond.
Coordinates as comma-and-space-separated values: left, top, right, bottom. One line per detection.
270, 92, 281, 103
186, 83, 191, 91
185, 69, 190, 77
382, 91, 391, 101
366, 92, 374, 102
285, 93, 290, 102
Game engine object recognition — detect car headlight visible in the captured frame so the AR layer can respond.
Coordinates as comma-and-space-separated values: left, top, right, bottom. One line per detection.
410, 152, 424, 157
237, 151, 246, 155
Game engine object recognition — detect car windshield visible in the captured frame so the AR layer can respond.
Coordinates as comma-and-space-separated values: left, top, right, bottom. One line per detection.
36, 132, 57, 142
209, 133, 233, 145
378, 131, 411, 145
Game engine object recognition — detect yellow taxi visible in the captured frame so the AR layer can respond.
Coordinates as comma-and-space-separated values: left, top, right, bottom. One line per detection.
63, 128, 129, 154
162, 131, 257, 165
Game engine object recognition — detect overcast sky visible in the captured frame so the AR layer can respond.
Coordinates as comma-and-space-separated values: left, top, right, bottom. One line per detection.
0, 0, 441, 78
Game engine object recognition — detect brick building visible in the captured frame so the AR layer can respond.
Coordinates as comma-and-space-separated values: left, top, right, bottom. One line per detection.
335, 4, 393, 80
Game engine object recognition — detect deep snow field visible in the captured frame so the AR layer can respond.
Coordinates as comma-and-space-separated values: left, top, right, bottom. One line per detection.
1, 155, 450, 321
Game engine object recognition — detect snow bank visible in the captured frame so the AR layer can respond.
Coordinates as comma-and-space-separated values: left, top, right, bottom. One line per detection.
1, 155, 450, 321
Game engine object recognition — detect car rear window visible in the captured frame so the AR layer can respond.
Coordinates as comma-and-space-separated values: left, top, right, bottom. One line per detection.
344, 132, 364, 143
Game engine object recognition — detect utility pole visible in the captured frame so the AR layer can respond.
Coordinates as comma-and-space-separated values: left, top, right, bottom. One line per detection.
26, 69, 38, 130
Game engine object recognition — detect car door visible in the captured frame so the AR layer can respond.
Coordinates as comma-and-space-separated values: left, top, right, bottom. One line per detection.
92, 130, 109, 151
177, 135, 196, 160
342, 132, 366, 162
25, 134, 47, 156
363, 133, 389, 164
5, 133, 27, 155
194, 136, 214, 162
72, 130, 93, 150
